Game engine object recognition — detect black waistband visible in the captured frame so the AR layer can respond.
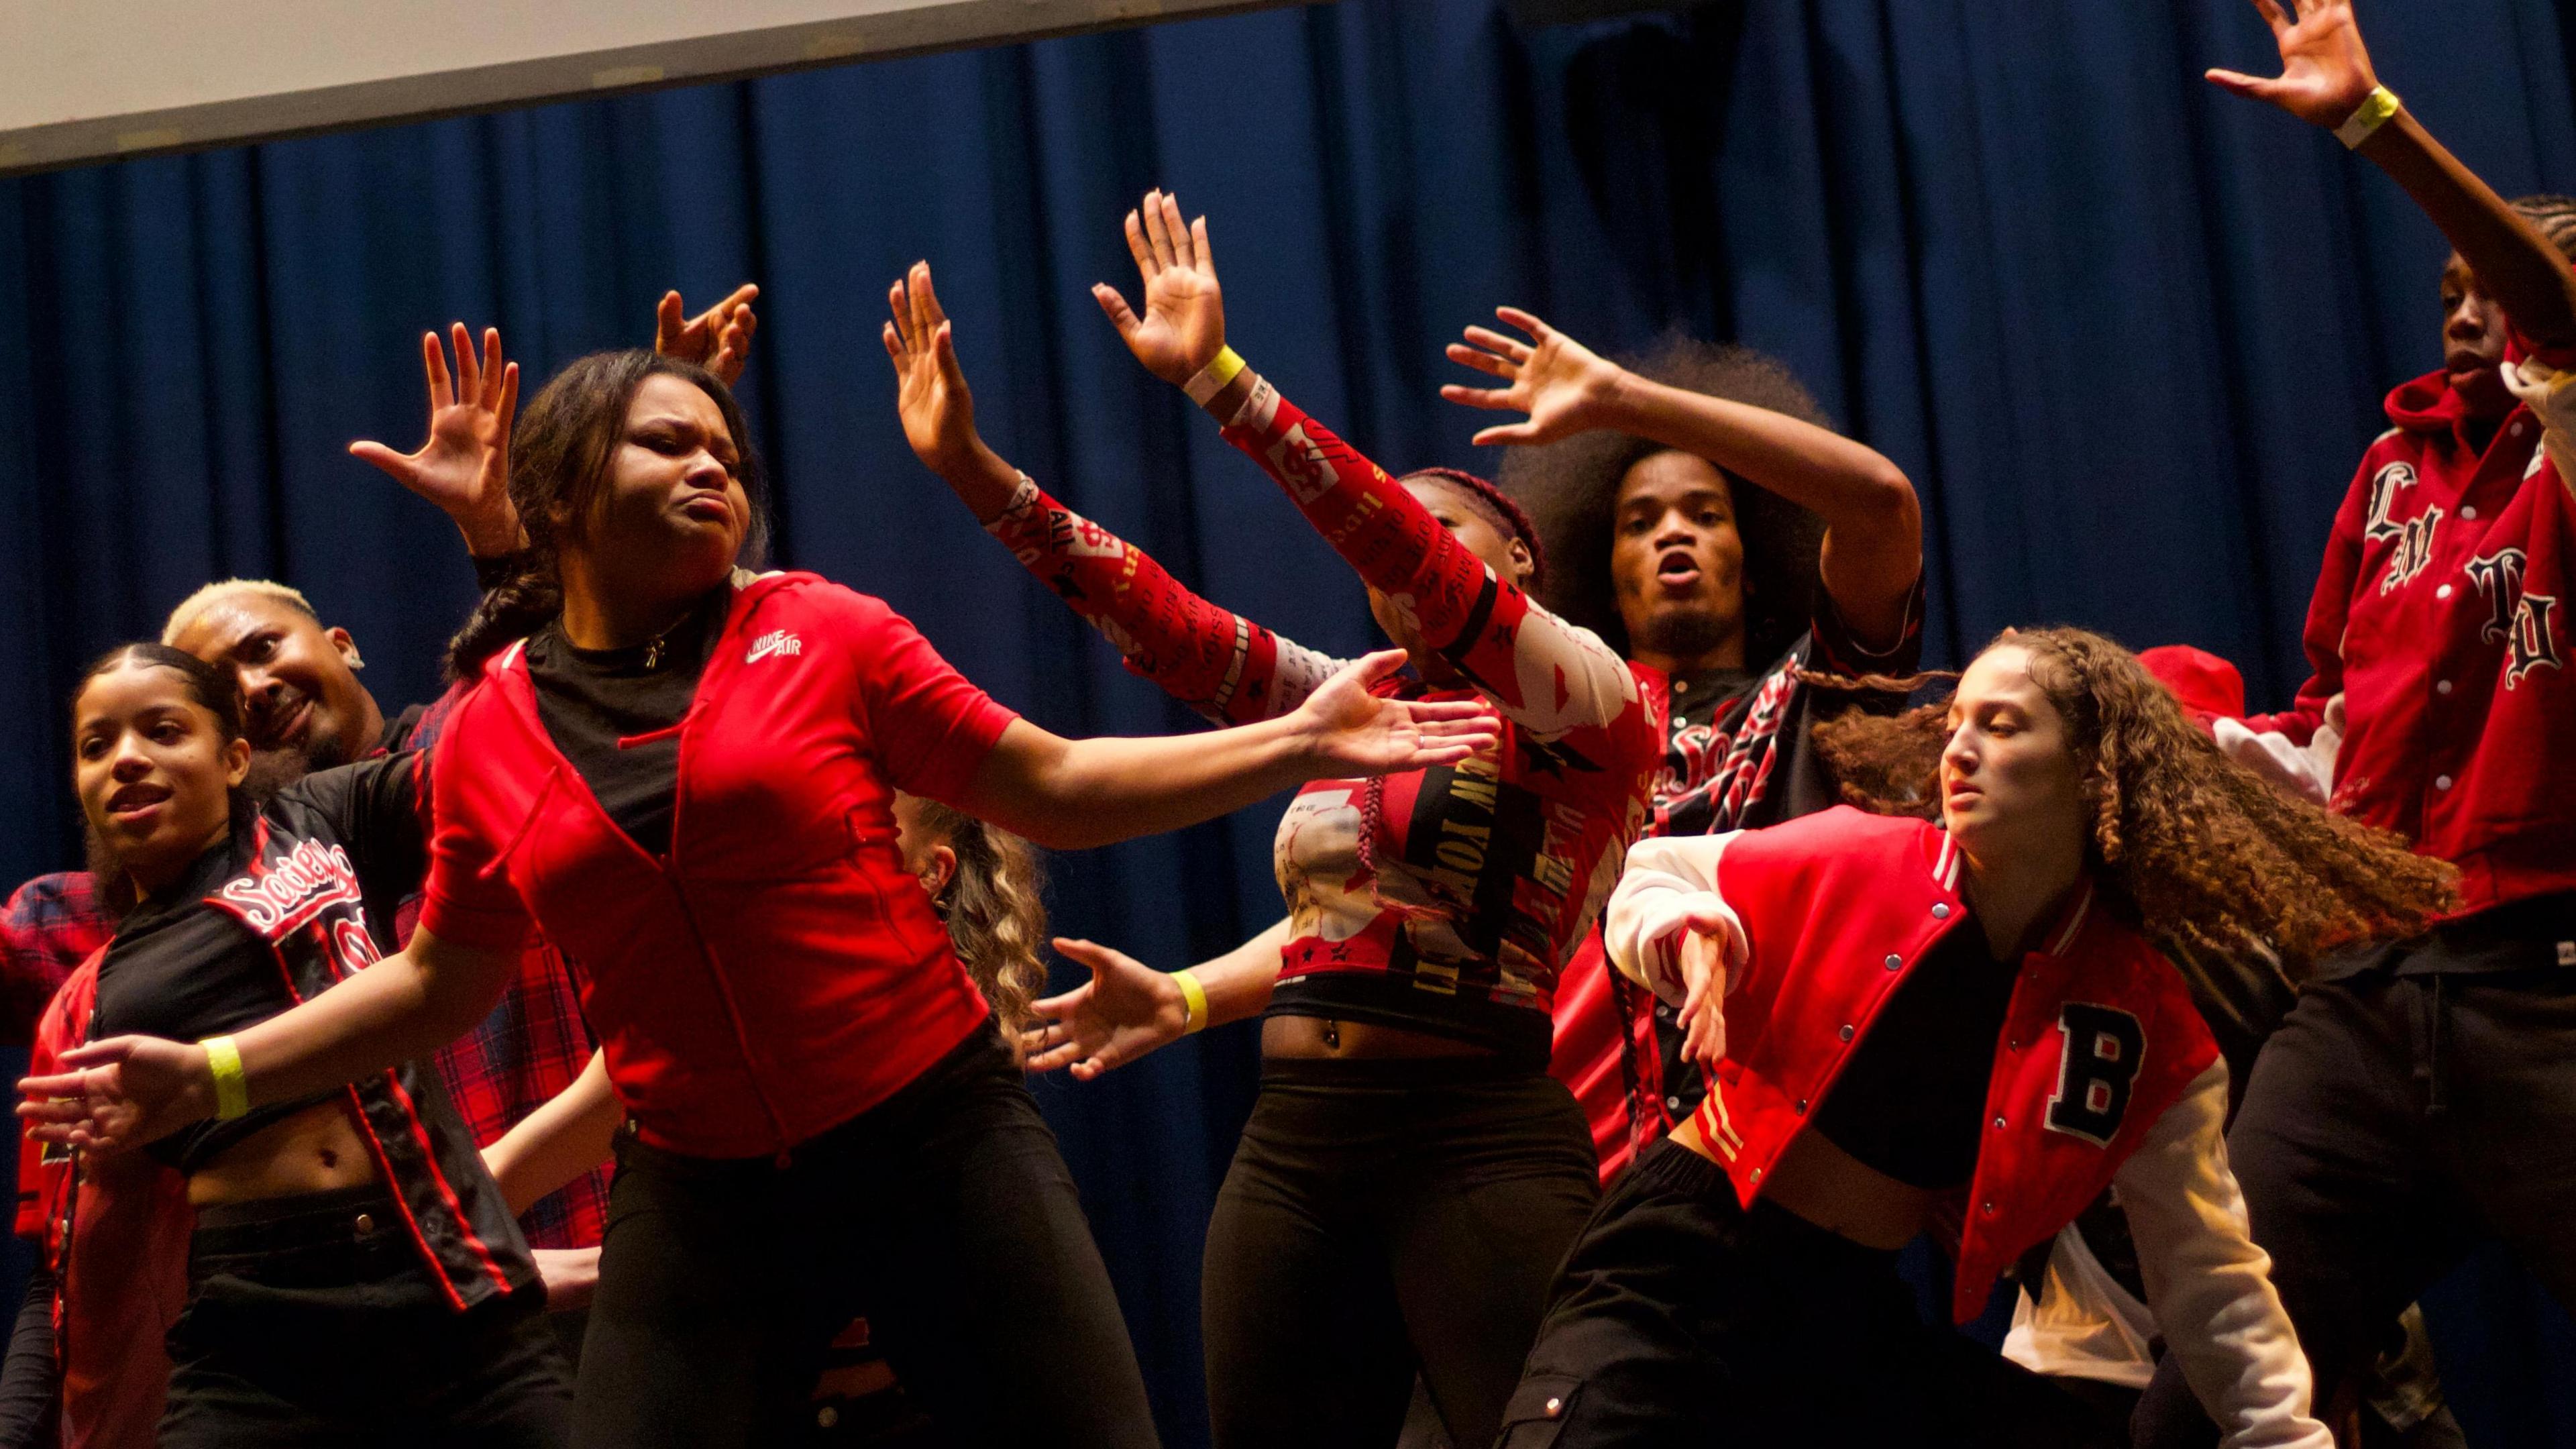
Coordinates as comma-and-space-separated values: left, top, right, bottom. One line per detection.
1629, 1139, 1900, 1270
191, 1183, 402, 1254
1257, 1052, 1546, 1091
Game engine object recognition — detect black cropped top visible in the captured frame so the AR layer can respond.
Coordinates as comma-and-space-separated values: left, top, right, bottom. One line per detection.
1807, 924, 2019, 1190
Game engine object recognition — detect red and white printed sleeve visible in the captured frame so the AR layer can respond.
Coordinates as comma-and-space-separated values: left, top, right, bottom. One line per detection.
982, 474, 1342, 725
1218, 375, 1641, 741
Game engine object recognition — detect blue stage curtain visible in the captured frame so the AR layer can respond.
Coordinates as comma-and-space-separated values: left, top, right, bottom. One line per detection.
1, 2, 2569, 1442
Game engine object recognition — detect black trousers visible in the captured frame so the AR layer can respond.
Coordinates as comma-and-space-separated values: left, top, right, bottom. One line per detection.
2133, 959, 2576, 1447
571, 1028, 1158, 1449
160, 1183, 572, 1448
1503, 1140, 2119, 1449
1199, 1057, 1598, 1449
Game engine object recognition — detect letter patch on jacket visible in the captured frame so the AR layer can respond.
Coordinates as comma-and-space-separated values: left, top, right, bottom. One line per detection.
2045, 1003, 2145, 1147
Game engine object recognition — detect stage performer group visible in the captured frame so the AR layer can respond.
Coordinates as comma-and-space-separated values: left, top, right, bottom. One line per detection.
4, 3, 2571, 1446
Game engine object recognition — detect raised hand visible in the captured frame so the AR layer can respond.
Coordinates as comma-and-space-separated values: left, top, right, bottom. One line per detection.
1024, 938, 1190, 1079
882, 261, 1001, 484
17, 1035, 215, 1155
655, 283, 760, 386
1288, 650, 1501, 775
1672, 898, 1746, 1074
350, 323, 523, 558
1094, 189, 1226, 386
2204, 0, 2379, 128
1440, 307, 1628, 447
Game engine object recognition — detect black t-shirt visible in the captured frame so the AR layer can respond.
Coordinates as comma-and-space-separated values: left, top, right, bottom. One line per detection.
91, 755, 427, 1173
521, 588, 727, 859
1807, 924, 2019, 1191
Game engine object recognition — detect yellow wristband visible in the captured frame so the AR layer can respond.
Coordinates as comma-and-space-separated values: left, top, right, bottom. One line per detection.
2334, 86, 2401, 150
1183, 347, 1248, 407
201, 1035, 250, 1121
1171, 969, 1209, 1036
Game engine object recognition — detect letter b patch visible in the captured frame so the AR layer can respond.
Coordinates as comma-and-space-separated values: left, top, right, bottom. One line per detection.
2045, 1004, 2145, 1147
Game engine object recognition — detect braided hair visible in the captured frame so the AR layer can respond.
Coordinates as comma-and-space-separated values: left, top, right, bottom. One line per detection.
2512, 194, 2576, 261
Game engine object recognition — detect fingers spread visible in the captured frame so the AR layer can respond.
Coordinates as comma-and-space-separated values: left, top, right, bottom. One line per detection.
451, 321, 482, 401
1462, 325, 1531, 363
1160, 191, 1193, 270
1140, 192, 1175, 270
1438, 382, 1509, 407
422, 330, 453, 413
655, 290, 686, 350
1444, 343, 1516, 382
1123, 209, 1157, 281
1093, 283, 1142, 340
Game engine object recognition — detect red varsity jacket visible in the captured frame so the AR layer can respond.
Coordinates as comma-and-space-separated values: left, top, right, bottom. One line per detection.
1606, 808, 2218, 1322
2245, 364, 2576, 914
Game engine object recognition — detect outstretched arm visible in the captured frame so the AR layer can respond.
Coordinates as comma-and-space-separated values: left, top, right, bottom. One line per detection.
1025, 917, 1293, 1079
1444, 310, 1923, 650
1095, 190, 1642, 739
954, 651, 1497, 852
2209, 0, 2576, 352
886, 264, 1342, 724
19, 926, 515, 1156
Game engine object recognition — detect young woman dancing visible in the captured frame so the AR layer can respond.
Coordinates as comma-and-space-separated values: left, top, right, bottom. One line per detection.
883, 189, 1662, 1449
35, 645, 571, 1445
20, 349, 1494, 1449
1506, 627, 2457, 1448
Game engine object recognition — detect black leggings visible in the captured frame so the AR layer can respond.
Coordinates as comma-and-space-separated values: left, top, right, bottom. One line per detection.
571, 1028, 1158, 1449
1501, 1140, 2118, 1448
160, 1183, 571, 1448
2133, 963, 2576, 1447
1199, 1056, 1598, 1449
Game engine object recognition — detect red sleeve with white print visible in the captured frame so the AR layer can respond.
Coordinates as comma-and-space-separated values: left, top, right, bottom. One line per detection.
1218, 374, 1642, 740
2241, 457, 2370, 746
983, 476, 1343, 725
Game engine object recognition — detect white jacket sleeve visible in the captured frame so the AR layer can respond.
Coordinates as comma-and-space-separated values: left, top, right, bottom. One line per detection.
2114, 1063, 2330, 1449
1603, 833, 1742, 1007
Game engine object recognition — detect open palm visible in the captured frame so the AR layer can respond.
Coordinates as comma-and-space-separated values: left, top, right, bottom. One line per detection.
881, 262, 985, 477
349, 323, 522, 557
2204, 0, 2379, 129
1025, 938, 1187, 1079
1290, 651, 1501, 775
1440, 307, 1625, 447
1094, 189, 1226, 386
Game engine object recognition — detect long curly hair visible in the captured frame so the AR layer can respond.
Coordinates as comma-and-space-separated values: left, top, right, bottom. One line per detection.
1809, 627, 2456, 977
909, 798, 1050, 1061
1497, 336, 1827, 665
446, 350, 770, 678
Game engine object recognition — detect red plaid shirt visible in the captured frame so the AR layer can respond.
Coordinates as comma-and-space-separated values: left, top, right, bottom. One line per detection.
3, 685, 605, 1250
